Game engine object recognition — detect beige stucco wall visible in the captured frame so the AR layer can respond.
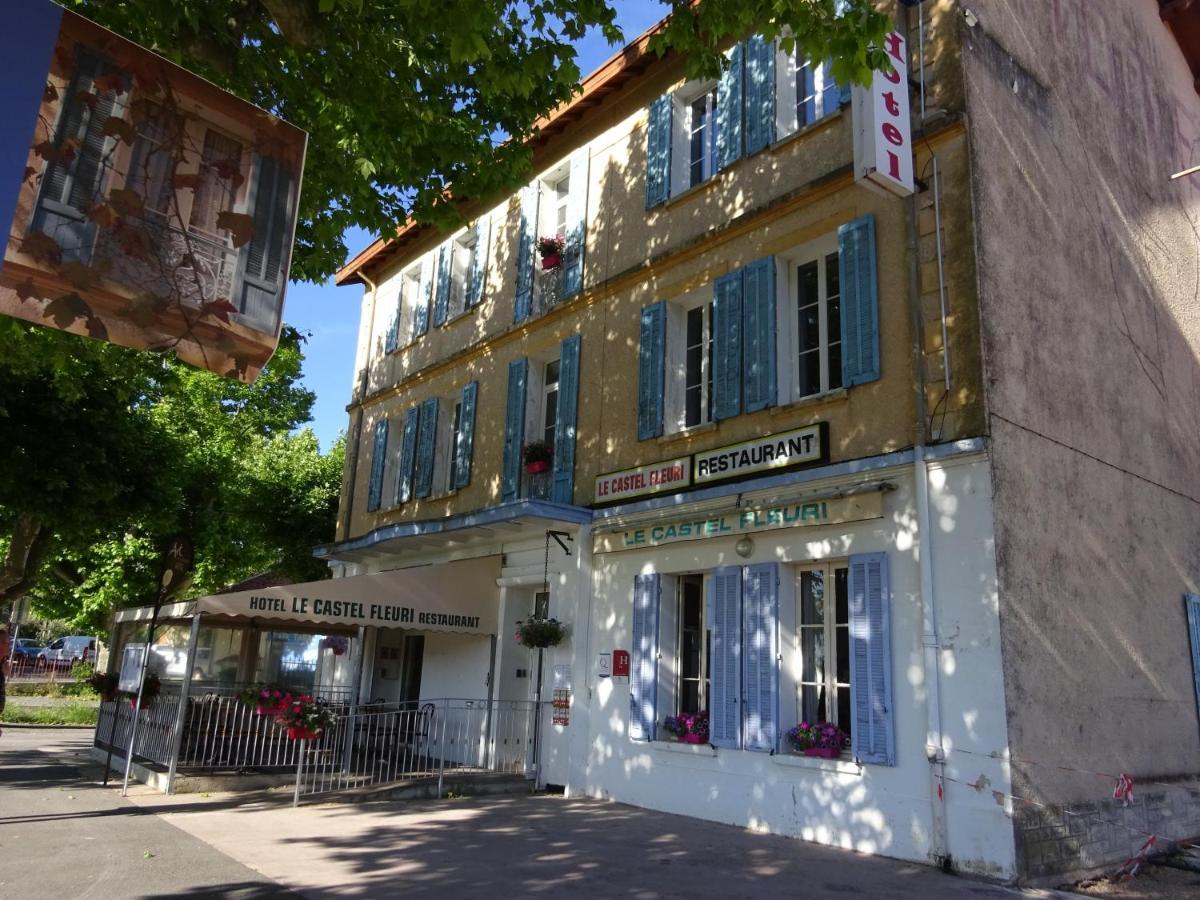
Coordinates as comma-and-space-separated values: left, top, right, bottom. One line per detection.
339, 3, 984, 545
960, 0, 1200, 875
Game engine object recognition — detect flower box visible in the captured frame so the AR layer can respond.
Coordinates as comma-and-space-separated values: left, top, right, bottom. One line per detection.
803, 746, 841, 759
682, 733, 706, 745
541, 252, 561, 270
286, 726, 322, 741
525, 459, 550, 474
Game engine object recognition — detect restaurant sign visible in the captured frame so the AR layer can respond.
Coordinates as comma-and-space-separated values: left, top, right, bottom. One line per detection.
693, 425, 824, 485
594, 492, 884, 553
594, 456, 690, 504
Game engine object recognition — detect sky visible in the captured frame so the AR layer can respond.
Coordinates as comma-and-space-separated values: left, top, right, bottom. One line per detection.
284, 1, 669, 453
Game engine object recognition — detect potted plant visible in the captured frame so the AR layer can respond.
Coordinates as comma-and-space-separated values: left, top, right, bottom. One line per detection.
785, 720, 847, 759
241, 685, 291, 716
87, 670, 119, 703
515, 617, 567, 648
537, 235, 565, 270
275, 694, 335, 741
663, 711, 710, 744
522, 440, 553, 474
320, 636, 349, 657
125, 671, 161, 709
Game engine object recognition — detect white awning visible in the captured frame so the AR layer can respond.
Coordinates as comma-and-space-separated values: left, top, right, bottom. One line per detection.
113, 556, 501, 636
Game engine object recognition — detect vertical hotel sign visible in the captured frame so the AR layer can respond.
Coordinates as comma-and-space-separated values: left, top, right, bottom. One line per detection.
852, 31, 914, 198
0, 0, 307, 382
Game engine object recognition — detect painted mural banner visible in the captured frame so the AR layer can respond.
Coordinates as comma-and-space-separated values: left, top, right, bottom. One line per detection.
692, 424, 825, 485
0, 1, 307, 382
593, 491, 884, 553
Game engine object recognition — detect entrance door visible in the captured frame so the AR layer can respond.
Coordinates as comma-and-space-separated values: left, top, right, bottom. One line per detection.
399, 635, 424, 704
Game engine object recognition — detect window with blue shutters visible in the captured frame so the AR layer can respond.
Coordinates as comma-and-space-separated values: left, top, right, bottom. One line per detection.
452, 381, 478, 491
637, 302, 666, 440
501, 358, 528, 502
712, 271, 743, 421
744, 34, 776, 156
848, 552, 895, 766
413, 256, 432, 337
466, 218, 490, 309
433, 243, 452, 327
838, 215, 880, 387
395, 405, 419, 505
645, 94, 672, 208
630, 574, 661, 741
551, 335, 581, 504
716, 43, 744, 171
366, 418, 389, 512
514, 183, 539, 323
1185, 594, 1200, 740
708, 567, 742, 748
797, 563, 852, 747
561, 151, 589, 299
742, 564, 780, 752
742, 256, 777, 413
413, 397, 439, 500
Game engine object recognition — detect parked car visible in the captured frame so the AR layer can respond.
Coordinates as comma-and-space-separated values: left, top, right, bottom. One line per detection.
10, 638, 44, 663
36, 636, 96, 669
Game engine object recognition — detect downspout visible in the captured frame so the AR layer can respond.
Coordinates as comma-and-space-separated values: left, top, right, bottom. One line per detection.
339, 272, 379, 544
904, 0, 950, 871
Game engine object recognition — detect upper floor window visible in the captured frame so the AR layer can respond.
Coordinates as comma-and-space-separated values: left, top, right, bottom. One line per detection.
792, 239, 843, 399
794, 56, 837, 130
551, 172, 570, 237
684, 303, 714, 428
541, 358, 560, 452
515, 154, 589, 323
688, 88, 718, 188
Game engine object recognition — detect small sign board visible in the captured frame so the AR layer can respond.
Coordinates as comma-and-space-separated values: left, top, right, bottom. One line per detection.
594, 456, 690, 504
692, 425, 823, 485
852, 30, 915, 197
117, 643, 146, 694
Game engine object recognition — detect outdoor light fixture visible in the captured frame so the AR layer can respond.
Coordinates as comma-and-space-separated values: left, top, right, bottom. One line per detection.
735, 537, 755, 558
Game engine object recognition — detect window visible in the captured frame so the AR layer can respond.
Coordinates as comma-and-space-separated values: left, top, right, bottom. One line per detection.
188, 129, 244, 237
444, 399, 463, 494
798, 564, 851, 740
796, 249, 843, 398
552, 173, 570, 237
677, 575, 710, 715
684, 303, 715, 428
795, 55, 835, 129
542, 359, 560, 451
688, 88, 718, 187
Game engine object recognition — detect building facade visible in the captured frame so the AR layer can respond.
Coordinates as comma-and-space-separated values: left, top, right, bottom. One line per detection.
320, 0, 1200, 883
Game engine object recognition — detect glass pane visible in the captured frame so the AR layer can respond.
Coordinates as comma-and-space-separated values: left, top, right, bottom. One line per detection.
682, 633, 701, 678
801, 627, 824, 684
800, 351, 821, 398
837, 687, 852, 739
799, 303, 820, 353
682, 681, 700, 716
685, 385, 701, 427
802, 683, 826, 724
544, 359, 560, 386
836, 624, 850, 685
828, 342, 843, 392
801, 570, 825, 625
835, 567, 849, 624
687, 305, 703, 346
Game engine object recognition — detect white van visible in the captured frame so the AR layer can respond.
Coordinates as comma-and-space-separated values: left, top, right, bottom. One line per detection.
37, 635, 96, 669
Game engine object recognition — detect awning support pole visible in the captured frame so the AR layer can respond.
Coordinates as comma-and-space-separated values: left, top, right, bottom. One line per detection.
165, 613, 202, 794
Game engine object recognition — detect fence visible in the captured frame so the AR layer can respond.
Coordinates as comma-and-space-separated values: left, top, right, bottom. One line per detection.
294, 698, 536, 803
95, 693, 183, 768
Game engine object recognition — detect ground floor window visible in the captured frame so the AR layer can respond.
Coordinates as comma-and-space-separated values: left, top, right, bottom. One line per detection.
798, 564, 850, 739
677, 574, 710, 716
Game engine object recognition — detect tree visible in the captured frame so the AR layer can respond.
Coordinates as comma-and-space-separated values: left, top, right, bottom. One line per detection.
0, 323, 344, 632
71, 0, 892, 282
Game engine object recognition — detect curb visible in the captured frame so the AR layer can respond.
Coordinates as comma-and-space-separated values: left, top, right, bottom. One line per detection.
0, 722, 96, 730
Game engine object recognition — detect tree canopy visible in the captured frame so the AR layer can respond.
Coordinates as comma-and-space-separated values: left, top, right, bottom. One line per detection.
71, 0, 892, 281
0, 322, 344, 632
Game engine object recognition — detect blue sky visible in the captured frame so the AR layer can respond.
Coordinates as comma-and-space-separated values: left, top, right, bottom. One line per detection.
285, 2, 668, 452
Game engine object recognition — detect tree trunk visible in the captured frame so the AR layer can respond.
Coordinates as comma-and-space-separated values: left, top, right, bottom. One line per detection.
0, 514, 50, 603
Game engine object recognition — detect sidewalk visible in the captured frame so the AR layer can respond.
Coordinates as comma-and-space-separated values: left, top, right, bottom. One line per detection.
3, 728, 1073, 899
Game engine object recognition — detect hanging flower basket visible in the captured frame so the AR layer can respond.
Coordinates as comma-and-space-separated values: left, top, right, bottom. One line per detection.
515, 617, 567, 648
537, 235, 564, 270
320, 636, 349, 657
275, 694, 335, 740
241, 685, 291, 716
522, 439, 553, 474
87, 671, 119, 703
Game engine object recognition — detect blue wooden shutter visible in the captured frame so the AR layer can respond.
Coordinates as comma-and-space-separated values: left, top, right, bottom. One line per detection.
712, 270, 744, 420
466, 218, 489, 308
645, 94, 673, 208
395, 406, 419, 504
742, 256, 776, 413
384, 280, 402, 354
453, 381, 478, 490
838, 215, 880, 387
744, 35, 776, 155
562, 151, 589, 299
849, 552, 895, 766
742, 564, 779, 752
514, 183, 539, 322
1186, 595, 1200, 738
709, 567, 742, 749
716, 43, 744, 171
637, 302, 666, 440
501, 358, 528, 502
433, 243, 451, 326
630, 574, 660, 741
552, 335, 581, 504
366, 418, 389, 512
413, 257, 432, 337
413, 397, 439, 499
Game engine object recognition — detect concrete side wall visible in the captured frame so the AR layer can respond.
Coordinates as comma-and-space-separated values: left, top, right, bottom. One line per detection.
960, 0, 1200, 878
571, 454, 1015, 877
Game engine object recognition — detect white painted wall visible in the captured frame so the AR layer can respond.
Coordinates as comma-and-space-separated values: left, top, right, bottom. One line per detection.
570, 455, 1016, 878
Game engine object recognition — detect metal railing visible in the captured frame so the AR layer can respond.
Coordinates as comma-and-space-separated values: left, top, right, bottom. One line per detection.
96, 693, 184, 768
294, 698, 536, 804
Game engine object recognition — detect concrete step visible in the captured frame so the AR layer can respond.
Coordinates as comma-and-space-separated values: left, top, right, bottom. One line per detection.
309, 771, 533, 805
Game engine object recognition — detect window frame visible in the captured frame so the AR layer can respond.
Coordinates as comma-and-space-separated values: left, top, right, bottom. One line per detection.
675, 573, 710, 718
669, 79, 719, 198
442, 397, 464, 495
773, 39, 840, 142
775, 234, 844, 405
663, 289, 716, 436
794, 560, 851, 746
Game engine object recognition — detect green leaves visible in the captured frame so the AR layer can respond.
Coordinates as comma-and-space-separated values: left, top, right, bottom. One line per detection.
72, 0, 890, 282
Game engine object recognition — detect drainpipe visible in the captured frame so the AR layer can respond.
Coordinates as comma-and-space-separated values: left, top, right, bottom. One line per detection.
903, 0, 950, 870
340, 272, 379, 541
